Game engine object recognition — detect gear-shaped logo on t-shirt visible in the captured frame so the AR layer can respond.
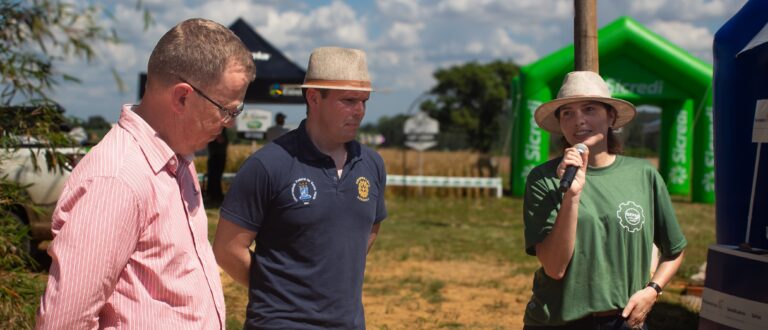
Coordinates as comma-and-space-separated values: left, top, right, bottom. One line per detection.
616, 201, 645, 233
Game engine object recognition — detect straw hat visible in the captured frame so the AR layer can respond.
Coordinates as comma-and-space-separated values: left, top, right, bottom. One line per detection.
300, 47, 373, 92
534, 71, 636, 134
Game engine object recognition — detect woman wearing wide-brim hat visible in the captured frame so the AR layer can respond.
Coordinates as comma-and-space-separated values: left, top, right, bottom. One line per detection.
522, 71, 687, 329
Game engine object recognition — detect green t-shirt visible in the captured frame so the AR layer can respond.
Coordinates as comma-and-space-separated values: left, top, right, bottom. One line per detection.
523, 155, 687, 326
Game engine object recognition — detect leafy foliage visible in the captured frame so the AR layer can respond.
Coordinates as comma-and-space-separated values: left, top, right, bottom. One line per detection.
0, 267, 46, 329
0, 0, 121, 104
420, 60, 520, 152
0, 182, 42, 329
84, 115, 112, 130
365, 114, 410, 148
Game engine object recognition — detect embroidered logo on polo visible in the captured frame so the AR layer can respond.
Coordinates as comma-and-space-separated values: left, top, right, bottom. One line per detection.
616, 201, 645, 233
291, 178, 317, 205
356, 177, 370, 202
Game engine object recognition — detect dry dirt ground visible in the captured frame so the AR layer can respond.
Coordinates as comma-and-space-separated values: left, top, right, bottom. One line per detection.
221, 259, 532, 329
364, 259, 530, 329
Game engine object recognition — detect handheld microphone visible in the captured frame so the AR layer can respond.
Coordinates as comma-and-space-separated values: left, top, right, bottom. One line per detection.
559, 143, 588, 193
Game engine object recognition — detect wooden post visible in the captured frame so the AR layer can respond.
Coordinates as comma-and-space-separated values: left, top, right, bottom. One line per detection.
574, 0, 599, 73
401, 148, 408, 199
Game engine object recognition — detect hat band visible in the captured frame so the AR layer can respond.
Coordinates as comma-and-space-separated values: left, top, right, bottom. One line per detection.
303, 79, 371, 89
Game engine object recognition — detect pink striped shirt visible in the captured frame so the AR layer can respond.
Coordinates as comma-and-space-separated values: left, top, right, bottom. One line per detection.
36, 105, 225, 329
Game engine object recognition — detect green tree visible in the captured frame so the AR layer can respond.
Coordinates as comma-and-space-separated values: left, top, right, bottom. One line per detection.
373, 114, 409, 148
0, 1, 150, 327
420, 60, 520, 152
84, 115, 112, 130
83, 115, 113, 142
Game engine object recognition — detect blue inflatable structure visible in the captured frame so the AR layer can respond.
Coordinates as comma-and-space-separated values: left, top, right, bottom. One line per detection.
700, 1, 768, 329
712, 0, 768, 250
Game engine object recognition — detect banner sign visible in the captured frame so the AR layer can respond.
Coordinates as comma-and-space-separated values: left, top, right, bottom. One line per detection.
404, 112, 439, 151
236, 108, 271, 139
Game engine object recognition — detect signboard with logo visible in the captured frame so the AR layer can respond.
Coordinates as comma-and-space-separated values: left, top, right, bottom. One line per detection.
510, 85, 551, 196
236, 108, 271, 139
404, 111, 439, 151
267, 83, 303, 100
699, 245, 768, 330
658, 100, 693, 196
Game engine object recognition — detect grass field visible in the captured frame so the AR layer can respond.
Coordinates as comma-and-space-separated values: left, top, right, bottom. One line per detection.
10, 146, 710, 329
211, 194, 714, 329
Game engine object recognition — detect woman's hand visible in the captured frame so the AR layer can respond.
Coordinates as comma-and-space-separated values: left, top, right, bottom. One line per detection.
557, 146, 589, 195
622, 287, 658, 329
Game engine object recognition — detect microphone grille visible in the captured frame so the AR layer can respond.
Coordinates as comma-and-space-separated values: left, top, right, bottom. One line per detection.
574, 143, 588, 154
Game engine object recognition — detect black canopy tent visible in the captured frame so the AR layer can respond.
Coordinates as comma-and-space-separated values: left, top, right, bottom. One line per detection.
138, 18, 306, 105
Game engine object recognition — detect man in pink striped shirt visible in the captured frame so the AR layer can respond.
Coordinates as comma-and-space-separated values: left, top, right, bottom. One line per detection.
36, 18, 255, 329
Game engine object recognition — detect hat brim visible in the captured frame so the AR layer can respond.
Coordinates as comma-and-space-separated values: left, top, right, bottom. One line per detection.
534, 96, 636, 134
300, 83, 373, 92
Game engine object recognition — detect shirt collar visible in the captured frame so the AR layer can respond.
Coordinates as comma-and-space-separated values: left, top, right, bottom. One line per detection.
282, 120, 362, 163
118, 104, 180, 174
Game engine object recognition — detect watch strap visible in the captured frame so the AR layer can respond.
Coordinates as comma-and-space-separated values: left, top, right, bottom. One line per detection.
646, 281, 663, 295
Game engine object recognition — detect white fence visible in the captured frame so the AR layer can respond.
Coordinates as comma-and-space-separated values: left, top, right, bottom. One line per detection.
200, 173, 503, 198
387, 175, 503, 198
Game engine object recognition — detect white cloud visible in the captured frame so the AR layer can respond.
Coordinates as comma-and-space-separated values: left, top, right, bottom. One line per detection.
435, 0, 473, 13
139, 0, 185, 6
196, 0, 257, 24
452, 29, 538, 64
466, 42, 484, 55
629, 0, 673, 16
436, 0, 571, 22
626, 0, 746, 20
295, 1, 369, 46
488, 29, 539, 64
47, 0, 746, 123
245, 0, 371, 63
382, 22, 425, 47
376, 0, 423, 22
647, 20, 715, 61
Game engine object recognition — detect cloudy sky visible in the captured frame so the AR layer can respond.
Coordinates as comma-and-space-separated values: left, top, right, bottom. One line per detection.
52, 0, 747, 126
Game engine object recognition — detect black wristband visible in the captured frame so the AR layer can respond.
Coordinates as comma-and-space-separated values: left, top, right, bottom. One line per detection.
646, 281, 663, 295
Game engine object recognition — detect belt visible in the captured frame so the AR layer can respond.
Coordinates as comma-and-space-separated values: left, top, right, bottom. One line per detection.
591, 309, 623, 317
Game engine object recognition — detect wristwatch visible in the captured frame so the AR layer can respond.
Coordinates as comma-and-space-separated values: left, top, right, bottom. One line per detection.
646, 281, 663, 296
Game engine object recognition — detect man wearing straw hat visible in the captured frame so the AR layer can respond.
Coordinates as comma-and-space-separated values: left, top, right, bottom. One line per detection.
214, 47, 387, 329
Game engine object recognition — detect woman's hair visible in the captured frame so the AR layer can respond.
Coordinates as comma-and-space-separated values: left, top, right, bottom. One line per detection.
555, 102, 623, 154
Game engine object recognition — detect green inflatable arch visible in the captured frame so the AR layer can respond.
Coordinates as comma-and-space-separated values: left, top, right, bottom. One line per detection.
510, 16, 714, 203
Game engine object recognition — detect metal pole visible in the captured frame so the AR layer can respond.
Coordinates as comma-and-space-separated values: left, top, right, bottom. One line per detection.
418, 150, 424, 196
402, 146, 408, 199
574, 0, 599, 73
745, 143, 762, 244
402, 92, 433, 199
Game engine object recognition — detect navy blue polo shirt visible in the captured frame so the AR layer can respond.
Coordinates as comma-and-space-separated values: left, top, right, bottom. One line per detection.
220, 120, 387, 330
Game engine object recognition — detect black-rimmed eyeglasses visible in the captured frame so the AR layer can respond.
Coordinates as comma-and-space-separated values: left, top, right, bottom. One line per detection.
176, 76, 244, 122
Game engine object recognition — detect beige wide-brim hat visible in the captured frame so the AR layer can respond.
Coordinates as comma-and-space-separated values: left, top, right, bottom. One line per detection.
300, 47, 373, 92
534, 71, 636, 134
